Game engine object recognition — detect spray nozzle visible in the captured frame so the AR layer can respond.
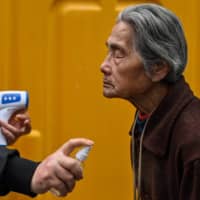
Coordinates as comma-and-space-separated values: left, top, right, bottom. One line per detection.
75, 146, 92, 162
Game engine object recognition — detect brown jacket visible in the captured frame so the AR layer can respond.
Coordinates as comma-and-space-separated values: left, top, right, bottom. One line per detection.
131, 77, 200, 200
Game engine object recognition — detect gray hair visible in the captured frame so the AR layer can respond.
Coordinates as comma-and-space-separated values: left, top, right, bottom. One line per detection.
117, 4, 187, 83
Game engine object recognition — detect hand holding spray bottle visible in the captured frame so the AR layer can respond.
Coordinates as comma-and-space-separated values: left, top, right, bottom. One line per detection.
50, 145, 92, 196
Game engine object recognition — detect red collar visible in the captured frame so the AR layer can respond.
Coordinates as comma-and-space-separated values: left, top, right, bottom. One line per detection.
138, 112, 150, 121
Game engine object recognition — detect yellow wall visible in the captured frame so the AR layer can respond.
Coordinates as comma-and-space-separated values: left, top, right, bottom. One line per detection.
0, 0, 199, 200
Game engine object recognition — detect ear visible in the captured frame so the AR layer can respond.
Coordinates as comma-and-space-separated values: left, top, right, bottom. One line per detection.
150, 62, 170, 82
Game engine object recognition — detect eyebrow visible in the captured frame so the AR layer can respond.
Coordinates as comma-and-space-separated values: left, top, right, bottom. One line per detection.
105, 41, 124, 51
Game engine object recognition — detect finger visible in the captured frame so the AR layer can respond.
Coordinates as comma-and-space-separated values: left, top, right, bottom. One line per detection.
58, 156, 83, 180
61, 138, 94, 155
24, 119, 31, 124
11, 113, 31, 127
50, 188, 62, 197
50, 179, 70, 197
50, 187, 69, 197
0, 120, 20, 133
20, 120, 32, 134
15, 113, 30, 121
54, 165, 76, 192
8, 109, 27, 122
0, 118, 31, 135
1, 127, 17, 144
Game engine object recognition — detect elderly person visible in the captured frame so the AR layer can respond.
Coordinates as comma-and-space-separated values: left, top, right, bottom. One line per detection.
101, 3, 200, 200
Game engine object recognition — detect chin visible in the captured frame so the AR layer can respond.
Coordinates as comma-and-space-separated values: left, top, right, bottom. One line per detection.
104, 95, 113, 99
103, 91, 116, 98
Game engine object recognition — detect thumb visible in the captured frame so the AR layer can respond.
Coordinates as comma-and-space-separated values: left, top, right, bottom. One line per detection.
61, 138, 94, 155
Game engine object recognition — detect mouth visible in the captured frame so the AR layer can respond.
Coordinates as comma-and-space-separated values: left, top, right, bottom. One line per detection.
103, 79, 114, 88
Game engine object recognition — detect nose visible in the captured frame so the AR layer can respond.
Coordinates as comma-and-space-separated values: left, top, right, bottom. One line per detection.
100, 56, 112, 75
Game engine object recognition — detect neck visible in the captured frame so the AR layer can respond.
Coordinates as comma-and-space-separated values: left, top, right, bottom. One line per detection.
128, 82, 169, 114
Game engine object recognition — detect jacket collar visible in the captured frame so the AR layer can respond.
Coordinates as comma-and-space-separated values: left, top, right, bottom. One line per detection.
141, 76, 194, 157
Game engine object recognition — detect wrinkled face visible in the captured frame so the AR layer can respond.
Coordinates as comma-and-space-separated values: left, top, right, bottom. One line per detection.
100, 21, 153, 99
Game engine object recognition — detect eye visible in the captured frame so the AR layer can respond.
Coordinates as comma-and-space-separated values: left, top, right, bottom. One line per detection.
114, 49, 125, 58
105, 43, 126, 59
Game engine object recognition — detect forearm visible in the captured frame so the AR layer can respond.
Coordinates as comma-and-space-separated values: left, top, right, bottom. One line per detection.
0, 146, 38, 197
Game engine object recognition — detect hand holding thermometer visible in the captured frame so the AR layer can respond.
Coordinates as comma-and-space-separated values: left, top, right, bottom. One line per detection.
0, 91, 29, 145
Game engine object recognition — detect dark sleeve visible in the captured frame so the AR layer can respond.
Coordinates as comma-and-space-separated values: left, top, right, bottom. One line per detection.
0, 146, 38, 197
179, 160, 200, 200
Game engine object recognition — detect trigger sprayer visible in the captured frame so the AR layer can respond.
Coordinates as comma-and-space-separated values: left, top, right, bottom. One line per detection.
0, 91, 29, 145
